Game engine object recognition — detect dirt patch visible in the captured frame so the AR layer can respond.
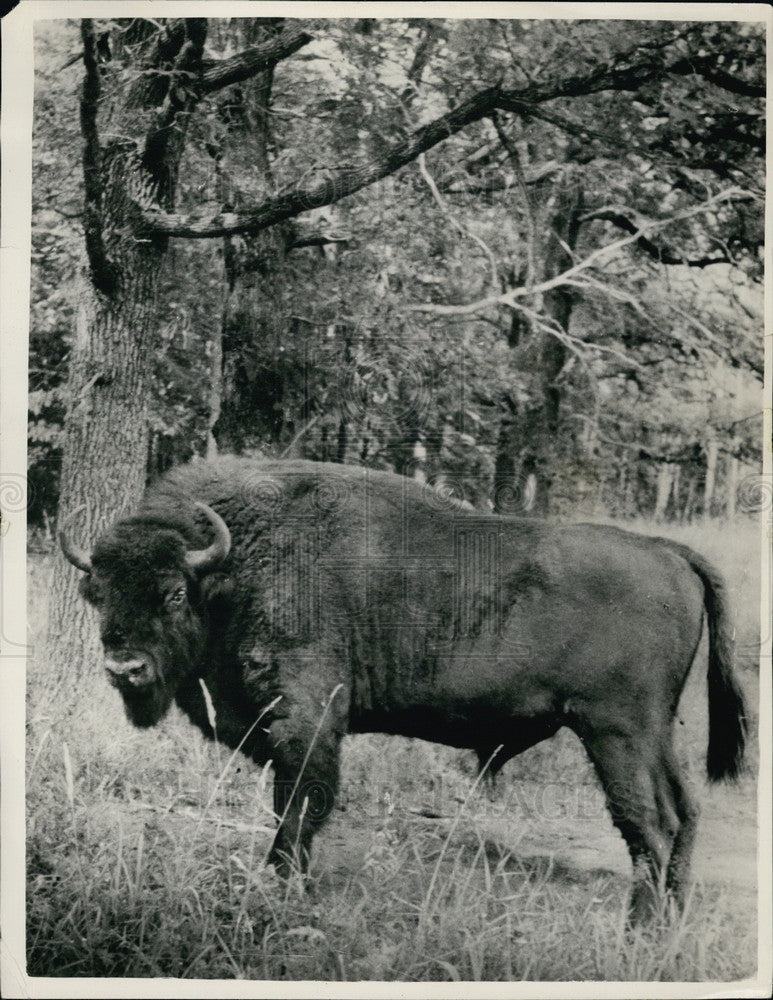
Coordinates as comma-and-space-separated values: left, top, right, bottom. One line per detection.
315, 764, 758, 911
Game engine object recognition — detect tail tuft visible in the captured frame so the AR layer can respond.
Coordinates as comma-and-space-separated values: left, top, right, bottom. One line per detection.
706, 666, 747, 782
699, 552, 747, 783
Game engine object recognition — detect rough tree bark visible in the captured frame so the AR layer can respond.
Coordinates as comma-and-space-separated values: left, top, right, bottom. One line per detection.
47, 253, 163, 697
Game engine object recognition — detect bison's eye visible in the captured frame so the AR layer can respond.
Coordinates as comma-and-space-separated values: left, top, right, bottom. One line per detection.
165, 586, 187, 607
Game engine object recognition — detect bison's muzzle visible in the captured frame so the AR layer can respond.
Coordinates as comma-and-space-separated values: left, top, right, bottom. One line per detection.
104, 651, 171, 728
104, 654, 156, 690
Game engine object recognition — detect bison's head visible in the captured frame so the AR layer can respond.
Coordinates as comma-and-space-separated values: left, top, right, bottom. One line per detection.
60, 503, 231, 727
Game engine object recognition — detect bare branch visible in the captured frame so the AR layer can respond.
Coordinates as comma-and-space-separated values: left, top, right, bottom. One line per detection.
406, 188, 750, 317
137, 84, 508, 237
60, 50, 83, 71
668, 302, 751, 363
286, 230, 349, 250
669, 56, 764, 98
500, 300, 589, 367
279, 415, 320, 457
439, 160, 561, 195
133, 37, 762, 240
400, 21, 443, 108
501, 295, 644, 373
491, 112, 538, 294
581, 207, 734, 267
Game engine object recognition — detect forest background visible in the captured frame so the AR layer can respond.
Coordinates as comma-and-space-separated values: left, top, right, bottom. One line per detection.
8, 9, 770, 986
29, 15, 764, 531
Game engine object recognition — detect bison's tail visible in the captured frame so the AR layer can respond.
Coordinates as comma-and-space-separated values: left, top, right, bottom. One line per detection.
665, 541, 747, 782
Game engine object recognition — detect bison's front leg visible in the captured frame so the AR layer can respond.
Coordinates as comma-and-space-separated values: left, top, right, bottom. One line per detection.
263, 679, 347, 875
267, 722, 341, 874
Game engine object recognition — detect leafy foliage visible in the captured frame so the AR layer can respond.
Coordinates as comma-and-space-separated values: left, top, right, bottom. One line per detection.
30, 16, 764, 524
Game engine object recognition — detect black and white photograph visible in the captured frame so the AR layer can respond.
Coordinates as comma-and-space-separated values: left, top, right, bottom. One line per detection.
1, 2, 770, 996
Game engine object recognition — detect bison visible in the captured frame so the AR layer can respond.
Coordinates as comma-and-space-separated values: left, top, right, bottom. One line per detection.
60, 457, 746, 923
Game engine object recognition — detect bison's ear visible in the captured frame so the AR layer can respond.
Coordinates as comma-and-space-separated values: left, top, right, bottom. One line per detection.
198, 573, 234, 609
78, 574, 97, 604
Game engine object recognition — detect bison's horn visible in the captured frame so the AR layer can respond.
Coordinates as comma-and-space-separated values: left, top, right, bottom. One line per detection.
186, 502, 231, 572
59, 506, 92, 573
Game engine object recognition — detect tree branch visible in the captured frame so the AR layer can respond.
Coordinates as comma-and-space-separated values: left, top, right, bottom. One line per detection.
670, 56, 764, 98
137, 23, 309, 205
126, 19, 189, 108
491, 112, 538, 294
199, 25, 312, 95
406, 188, 752, 317
418, 153, 498, 294
286, 230, 350, 250
142, 21, 206, 160
581, 208, 733, 267
400, 21, 443, 109
137, 84, 507, 237
140, 20, 208, 205
533, 45, 764, 101
439, 160, 561, 194
79, 19, 118, 296
133, 41, 763, 240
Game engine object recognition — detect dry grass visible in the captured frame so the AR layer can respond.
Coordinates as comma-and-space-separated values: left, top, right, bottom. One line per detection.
25, 516, 762, 983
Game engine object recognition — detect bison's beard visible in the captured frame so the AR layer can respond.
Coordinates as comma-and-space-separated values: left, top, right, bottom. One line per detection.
120, 681, 173, 728
110, 617, 206, 728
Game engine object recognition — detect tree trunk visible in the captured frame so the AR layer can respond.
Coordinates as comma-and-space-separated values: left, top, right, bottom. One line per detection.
410, 438, 427, 483
215, 226, 290, 452
682, 475, 696, 522
207, 320, 223, 459
703, 435, 719, 519
44, 20, 203, 700
654, 463, 676, 521
726, 452, 739, 518
46, 260, 161, 700
211, 23, 294, 454
671, 464, 681, 518
494, 165, 584, 516
493, 414, 518, 512
617, 465, 627, 517
332, 413, 346, 464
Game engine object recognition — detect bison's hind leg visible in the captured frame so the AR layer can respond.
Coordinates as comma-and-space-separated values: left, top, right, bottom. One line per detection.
661, 745, 700, 903
574, 724, 680, 925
